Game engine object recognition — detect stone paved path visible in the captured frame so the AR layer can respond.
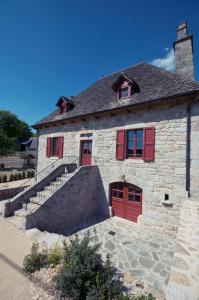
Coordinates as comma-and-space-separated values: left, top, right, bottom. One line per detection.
75, 217, 176, 294
27, 216, 176, 296
0, 216, 32, 300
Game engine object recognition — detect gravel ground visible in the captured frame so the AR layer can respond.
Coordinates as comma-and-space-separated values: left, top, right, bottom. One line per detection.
29, 266, 165, 300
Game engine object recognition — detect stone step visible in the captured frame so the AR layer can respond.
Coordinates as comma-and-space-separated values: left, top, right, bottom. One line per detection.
50, 181, 62, 187
37, 190, 51, 198
55, 177, 66, 183
0, 200, 8, 215
7, 215, 25, 230
61, 173, 69, 178
22, 202, 39, 212
14, 208, 28, 218
26, 228, 67, 248
44, 185, 57, 192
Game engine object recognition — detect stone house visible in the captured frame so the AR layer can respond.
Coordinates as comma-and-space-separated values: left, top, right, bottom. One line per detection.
2, 23, 199, 237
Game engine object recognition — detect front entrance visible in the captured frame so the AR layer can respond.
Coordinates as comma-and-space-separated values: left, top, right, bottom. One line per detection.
80, 140, 92, 166
111, 182, 142, 222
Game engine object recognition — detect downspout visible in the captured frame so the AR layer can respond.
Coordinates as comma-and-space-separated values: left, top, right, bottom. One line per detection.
35, 129, 39, 181
186, 94, 199, 198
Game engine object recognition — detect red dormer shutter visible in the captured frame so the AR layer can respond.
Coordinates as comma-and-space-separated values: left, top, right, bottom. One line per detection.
116, 130, 125, 160
58, 136, 64, 158
46, 138, 51, 158
143, 127, 155, 161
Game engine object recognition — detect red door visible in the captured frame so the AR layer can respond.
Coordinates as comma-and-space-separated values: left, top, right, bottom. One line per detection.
111, 182, 142, 222
80, 140, 92, 166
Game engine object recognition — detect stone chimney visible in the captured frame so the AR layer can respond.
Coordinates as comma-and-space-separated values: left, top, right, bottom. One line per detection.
173, 22, 194, 80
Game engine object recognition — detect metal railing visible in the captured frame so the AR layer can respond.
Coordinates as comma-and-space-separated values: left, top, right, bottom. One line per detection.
8, 155, 79, 203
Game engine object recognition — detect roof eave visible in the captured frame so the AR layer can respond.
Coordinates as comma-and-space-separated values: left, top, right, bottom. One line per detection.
32, 90, 199, 130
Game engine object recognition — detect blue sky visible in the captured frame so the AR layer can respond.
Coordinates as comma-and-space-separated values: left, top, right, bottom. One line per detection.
0, 0, 198, 128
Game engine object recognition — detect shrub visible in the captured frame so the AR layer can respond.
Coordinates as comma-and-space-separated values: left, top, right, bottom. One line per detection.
17, 173, 22, 180
48, 246, 63, 268
14, 173, 18, 181
0, 176, 2, 183
30, 170, 35, 178
55, 232, 123, 300
2, 174, 7, 182
23, 243, 48, 274
9, 174, 14, 181
27, 171, 31, 178
22, 171, 26, 179
0, 163, 5, 170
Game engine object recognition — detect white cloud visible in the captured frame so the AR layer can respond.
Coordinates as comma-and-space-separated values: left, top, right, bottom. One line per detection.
150, 48, 176, 72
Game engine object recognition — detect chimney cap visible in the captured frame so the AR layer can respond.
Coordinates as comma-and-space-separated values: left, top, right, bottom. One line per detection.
176, 22, 188, 40
177, 22, 187, 31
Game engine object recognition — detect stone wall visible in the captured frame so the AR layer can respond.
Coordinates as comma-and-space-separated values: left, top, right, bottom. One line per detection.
25, 166, 109, 233
166, 199, 199, 300
36, 99, 199, 236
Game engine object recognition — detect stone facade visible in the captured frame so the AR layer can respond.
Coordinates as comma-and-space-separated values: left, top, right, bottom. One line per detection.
36, 99, 199, 236
25, 166, 109, 233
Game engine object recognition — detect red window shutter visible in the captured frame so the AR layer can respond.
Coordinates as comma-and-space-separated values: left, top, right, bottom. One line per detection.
144, 127, 155, 161
46, 138, 51, 158
58, 136, 64, 158
116, 130, 125, 160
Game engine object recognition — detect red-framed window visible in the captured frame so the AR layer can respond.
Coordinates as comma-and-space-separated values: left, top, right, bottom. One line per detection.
46, 137, 64, 158
126, 129, 143, 159
128, 185, 142, 203
116, 127, 155, 162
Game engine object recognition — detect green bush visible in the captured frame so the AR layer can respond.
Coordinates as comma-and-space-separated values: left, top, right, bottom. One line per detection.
17, 173, 22, 180
2, 174, 7, 182
55, 232, 123, 300
23, 243, 48, 274
30, 170, 35, 178
0, 176, 2, 183
14, 173, 18, 180
9, 174, 14, 181
22, 171, 26, 179
48, 246, 63, 268
0, 163, 5, 170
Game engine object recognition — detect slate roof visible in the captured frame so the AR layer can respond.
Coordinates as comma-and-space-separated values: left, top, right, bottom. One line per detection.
34, 63, 199, 128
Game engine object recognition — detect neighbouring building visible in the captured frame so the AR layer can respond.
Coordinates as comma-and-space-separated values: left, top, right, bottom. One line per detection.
2, 23, 199, 238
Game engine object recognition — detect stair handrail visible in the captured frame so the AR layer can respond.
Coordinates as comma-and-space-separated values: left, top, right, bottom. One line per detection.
8, 155, 79, 202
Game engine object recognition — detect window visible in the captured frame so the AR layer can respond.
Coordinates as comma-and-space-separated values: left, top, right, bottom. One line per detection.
46, 137, 64, 158
51, 137, 59, 156
80, 133, 93, 138
128, 186, 142, 203
126, 129, 143, 158
116, 127, 155, 161
119, 87, 129, 99
60, 105, 65, 114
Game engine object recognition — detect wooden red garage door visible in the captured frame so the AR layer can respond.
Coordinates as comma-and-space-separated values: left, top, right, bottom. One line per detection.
111, 182, 142, 222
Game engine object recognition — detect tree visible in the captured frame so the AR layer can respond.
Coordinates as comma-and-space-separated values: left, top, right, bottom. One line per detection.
0, 110, 33, 138
0, 110, 33, 156
0, 130, 17, 156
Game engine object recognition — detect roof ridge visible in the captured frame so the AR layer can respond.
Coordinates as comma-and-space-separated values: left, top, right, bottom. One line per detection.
101, 61, 146, 79
147, 63, 199, 85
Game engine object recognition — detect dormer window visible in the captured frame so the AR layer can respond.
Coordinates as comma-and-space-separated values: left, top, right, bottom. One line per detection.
119, 87, 129, 99
56, 96, 75, 115
112, 73, 140, 100
60, 103, 66, 114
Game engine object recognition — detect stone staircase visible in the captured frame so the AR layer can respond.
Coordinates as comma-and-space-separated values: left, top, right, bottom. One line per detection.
7, 170, 72, 230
